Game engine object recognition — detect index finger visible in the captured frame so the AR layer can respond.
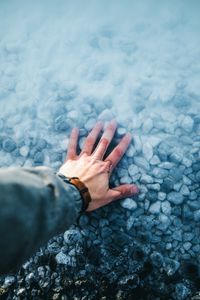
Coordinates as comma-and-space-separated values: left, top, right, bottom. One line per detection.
104, 132, 132, 175
66, 127, 79, 161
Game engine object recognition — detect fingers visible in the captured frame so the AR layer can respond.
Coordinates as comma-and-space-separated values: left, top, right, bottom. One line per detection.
92, 119, 117, 160
105, 184, 139, 203
105, 132, 132, 175
66, 127, 79, 160
80, 121, 104, 155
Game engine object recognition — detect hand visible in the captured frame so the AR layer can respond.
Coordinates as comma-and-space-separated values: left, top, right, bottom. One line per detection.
58, 119, 139, 212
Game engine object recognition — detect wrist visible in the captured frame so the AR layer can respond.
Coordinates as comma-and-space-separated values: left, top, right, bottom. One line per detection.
57, 173, 92, 212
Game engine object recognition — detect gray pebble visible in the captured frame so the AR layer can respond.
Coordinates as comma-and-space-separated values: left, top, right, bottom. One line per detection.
142, 142, 153, 160
134, 156, 150, 171
180, 185, 190, 196
142, 118, 153, 133
147, 183, 160, 191
150, 155, 161, 165
141, 174, 154, 184
183, 242, 192, 251
194, 210, 200, 222
161, 201, 171, 215
181, 115, 194, 132
55, 252, 71, 265
128, 164, 139, 176
152, 167, 168, 179
158, 192, 166, 201
120, 198, 137, 210
126, 145, 136, 157
149, 201, 161, 215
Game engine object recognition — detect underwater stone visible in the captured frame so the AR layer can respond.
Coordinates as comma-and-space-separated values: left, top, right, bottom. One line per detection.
2, 138, 16, 152
134, 156, 150, 171
142, 142, 153, 160
55, 252, 71, 265
140, 174, 154, 184
128, 164, 139, 176
149, 201, 161, 215
152, 167, 168, 179
161, 201, 171, 215
181, 115, 194, 132
120, 198, 137, 210
142, 118, 153, 133
158, 192, 166, 201
168, 192, 183, 205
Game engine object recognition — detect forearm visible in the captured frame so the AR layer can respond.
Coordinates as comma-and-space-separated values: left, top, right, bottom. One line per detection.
0, 166, 82, 275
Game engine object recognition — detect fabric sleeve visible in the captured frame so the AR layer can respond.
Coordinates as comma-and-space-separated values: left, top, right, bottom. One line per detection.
0, 166, 82, 275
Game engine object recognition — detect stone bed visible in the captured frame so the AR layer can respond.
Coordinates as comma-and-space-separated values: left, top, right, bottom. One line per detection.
0, 105, 200, 300
0, 1, 200, 299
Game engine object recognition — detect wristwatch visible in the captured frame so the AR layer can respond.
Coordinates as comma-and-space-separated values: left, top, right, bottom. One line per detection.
57, 173, 92, 212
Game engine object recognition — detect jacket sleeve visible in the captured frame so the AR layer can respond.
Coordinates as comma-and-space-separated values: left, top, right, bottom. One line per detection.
0, 166, 83, 275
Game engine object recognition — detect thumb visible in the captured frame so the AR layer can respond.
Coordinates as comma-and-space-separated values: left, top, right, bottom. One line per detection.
105, 184, 139, 203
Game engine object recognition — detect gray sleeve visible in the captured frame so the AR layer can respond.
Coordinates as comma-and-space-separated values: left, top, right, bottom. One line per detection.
0, 166, 82, 275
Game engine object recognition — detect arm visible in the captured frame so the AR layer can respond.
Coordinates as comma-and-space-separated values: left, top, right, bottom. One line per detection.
0, 166, 82, 275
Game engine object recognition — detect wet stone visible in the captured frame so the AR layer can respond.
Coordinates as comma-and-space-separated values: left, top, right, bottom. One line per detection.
2, 138, 16, 152
149, 201, 161, 215
180, 185, 190, 196
150, 155, 161, 165
126, 145, 136, 157
147, 183, 160, 191
158, 192, 166, 201
194, 210, 200, 222
181, 115, 194, 132
161, 201, 171, 215
134, 156, 150, 171
142, 142, 153, 160
164, 258, 180, 276
152, 167, 168, 179
120, 198, 137, 210
168, 192, 183, 205
128, 164, 139, 176
140, 174, 153, 184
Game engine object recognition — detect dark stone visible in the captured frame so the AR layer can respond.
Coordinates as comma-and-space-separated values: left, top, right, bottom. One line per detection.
169, 168, 183, 182
150, 251, 164, 267
146, 190, 158, 202
54, 116, 70, 132
161, 178, 174, 193
34, 152, 44, 163
2, 138, 16, 152
157, 142, 172, 161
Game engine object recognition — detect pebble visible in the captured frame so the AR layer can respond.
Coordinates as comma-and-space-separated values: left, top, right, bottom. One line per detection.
34, 152, 44, 163
120, 198, 137, 210
85, 118, 96, 131
158, 162, 174, 169
158, 192, 166, 201
182, 157, 192, 167
55, 252, 71, 265
164, 258, 180, 276
183, 242, 192, 251
150, 155, 161, 165
2, 138, 16, 152
134, 156, 150, 171
149, 201, 161, 215
140, 174, 154, 184
189, 191, 197, 200
161, 201, 171, 215
126, 145, 136, 157
19, 146, 29, 157
98, 109, 114, 122
142, 142, 153, 160
147, 183, 160, 191
133, 135, 142, 152
152, 167, 168, 179
183, 233, 194, 242
142, 118, 153, 133
54, 115, 69, 132
194, 210, 200, 222
128, 164, 139, 176
172, 230, 182, 242
180, 185, 190, 196
181, 115, 194, 132
168, 192, 183, 205
169, 152, 183, 164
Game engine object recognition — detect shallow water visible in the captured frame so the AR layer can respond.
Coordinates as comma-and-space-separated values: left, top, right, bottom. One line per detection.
0, 0, 200, 299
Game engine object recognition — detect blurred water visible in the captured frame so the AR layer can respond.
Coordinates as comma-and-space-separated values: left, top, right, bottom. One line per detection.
0, 0, 200, 123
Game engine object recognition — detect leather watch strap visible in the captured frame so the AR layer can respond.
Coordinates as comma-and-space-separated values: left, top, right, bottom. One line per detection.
57, 173, 92, 212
